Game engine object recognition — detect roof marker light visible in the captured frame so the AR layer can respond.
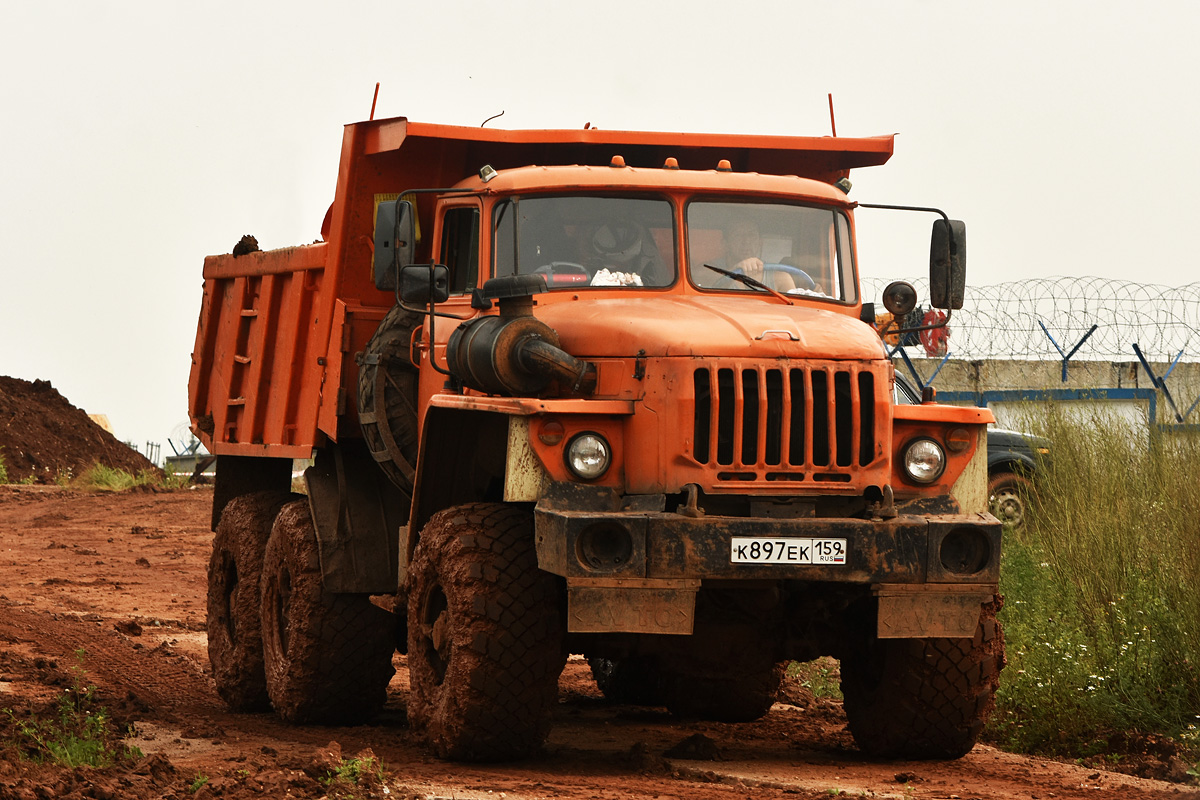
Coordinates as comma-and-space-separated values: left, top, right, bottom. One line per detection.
663, 157, 679, 169
716, 159, 732, 172
609, 155, 626, 168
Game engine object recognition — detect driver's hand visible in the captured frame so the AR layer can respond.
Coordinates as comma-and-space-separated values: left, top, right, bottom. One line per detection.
734, 257, 765, 281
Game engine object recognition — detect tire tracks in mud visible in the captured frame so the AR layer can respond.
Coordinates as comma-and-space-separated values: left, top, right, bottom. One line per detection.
0, 604, 219, 718
0, 601, 418, 758
0, 606, 1188, 800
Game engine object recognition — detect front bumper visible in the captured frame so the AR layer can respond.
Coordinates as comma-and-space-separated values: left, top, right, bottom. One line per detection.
536, 499, 1001, 636
535, 505, 1001, 585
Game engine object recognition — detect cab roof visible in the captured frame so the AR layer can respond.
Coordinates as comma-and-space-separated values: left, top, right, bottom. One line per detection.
461, 162, 853, 204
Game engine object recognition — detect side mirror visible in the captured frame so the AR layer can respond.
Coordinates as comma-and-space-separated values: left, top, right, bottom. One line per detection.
373, 199, 417, 290
399, 264, 450, 305
929, 219, 966, 310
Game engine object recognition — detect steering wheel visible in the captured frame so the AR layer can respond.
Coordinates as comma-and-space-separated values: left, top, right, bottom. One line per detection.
763, 263, 817, 292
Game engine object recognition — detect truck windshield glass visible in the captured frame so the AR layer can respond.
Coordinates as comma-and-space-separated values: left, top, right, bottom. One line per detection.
687, 201, 857, 304
493, 196, 675, 288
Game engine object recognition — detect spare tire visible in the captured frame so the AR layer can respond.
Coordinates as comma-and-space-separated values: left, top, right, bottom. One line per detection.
357, 303, 424, 496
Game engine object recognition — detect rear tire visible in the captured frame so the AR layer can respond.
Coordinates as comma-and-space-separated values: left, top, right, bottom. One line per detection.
660, 621, 782, 723
662, 659, 783, 723
407, 503, 566, 761
207, 491, 293, 711
259, 500, 396, 724
588, 656, 666, 706
841, 596, 1005, 759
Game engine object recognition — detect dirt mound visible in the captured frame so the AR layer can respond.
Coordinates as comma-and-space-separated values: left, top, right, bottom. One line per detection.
0, 376, 156, 483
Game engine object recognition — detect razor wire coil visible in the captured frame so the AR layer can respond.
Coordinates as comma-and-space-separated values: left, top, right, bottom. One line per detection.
861, 276, 1200, 361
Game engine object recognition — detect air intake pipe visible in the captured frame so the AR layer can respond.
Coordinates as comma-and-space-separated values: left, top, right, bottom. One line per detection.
446, 275, 598, 396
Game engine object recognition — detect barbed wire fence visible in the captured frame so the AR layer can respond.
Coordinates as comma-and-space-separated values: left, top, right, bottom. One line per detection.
861, 276, 1200, 426
862, 276, 1200, 362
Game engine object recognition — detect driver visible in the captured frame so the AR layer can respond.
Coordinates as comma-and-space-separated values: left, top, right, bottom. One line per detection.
719, 218, 797, 292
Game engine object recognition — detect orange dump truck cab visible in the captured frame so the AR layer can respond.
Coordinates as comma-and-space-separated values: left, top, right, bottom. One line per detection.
190, 116, 1003, 762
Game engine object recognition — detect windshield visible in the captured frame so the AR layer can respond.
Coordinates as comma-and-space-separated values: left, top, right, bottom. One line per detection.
686, 200, 857, 303
493, 196, 676, 288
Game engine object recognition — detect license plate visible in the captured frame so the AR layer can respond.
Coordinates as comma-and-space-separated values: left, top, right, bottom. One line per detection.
731, 537, 847, 565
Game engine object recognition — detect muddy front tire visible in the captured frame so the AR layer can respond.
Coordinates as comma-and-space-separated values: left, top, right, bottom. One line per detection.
207, 491, 293, 711
407, 503, 566, 762
841, 597, 1006, 759
259, 500, 396, 724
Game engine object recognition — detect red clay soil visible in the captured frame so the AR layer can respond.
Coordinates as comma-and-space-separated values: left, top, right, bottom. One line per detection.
0, 486, 1194, 799
0, 375, 157, 483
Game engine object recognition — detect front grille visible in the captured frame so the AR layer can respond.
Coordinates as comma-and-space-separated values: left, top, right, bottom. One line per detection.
692, 365, 876, 475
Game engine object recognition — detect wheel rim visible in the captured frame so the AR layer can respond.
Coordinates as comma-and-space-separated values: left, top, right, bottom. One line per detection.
418, 583, 451, 685
990, 488, 1025, 527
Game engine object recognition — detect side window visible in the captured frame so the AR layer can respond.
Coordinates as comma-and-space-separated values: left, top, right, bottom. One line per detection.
832, 211, 857, 304
894, 373, 920, 405
441, 207, 480, 294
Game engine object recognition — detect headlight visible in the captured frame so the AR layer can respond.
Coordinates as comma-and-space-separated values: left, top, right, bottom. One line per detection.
566, 433, 611, 480
903, 438, 945, 483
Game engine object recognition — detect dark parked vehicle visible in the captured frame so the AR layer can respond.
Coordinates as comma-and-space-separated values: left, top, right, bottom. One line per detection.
894, 374, 1050, 528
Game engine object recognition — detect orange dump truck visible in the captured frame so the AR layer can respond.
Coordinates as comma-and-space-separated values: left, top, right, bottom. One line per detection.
190, 116, 1003, 762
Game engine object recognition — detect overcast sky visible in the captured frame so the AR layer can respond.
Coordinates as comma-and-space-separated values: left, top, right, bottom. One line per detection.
2, 2, 1197, 454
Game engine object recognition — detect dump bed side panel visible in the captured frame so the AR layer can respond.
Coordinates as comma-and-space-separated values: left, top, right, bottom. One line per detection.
188, 244, 330, 457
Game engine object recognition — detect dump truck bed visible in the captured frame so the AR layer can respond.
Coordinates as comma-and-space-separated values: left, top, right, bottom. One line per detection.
188, 117, 895, 457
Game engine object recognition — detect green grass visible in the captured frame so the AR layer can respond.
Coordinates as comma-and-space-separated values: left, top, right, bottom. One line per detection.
4, 650, 135, 768
787, 657, 843, 701
988, 406, 1200, 760
71, 463, 187, 491
76, 463, 148, 491
0, 455, 190, 489
320, 754, 387, 798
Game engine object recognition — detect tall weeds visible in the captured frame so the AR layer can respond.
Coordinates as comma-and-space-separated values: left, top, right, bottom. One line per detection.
991, 405, 1200, 754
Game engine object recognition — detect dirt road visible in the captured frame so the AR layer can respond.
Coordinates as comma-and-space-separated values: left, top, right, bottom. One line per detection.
0, 485, 1192, 799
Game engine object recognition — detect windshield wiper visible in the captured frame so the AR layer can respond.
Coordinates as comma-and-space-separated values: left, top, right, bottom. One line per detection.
703, 264, 793, 305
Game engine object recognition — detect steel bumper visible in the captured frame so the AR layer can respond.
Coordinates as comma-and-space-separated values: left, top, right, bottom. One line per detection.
535, 506, 1002, 585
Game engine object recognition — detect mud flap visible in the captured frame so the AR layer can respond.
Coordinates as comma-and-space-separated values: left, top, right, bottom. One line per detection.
305, 441, 409, 594
566, 578, 700, 635
212, 455, 292, 531
873, 584, 996, 639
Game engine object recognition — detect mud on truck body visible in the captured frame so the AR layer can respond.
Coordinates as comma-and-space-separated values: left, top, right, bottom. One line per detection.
190, 116, 1004, 762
